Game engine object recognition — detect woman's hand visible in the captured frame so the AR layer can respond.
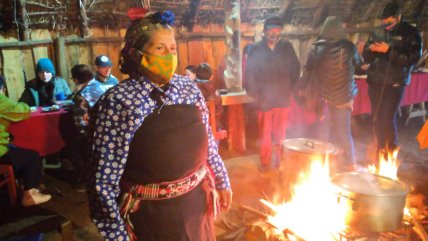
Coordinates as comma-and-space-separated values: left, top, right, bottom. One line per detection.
218, 188, 233, 211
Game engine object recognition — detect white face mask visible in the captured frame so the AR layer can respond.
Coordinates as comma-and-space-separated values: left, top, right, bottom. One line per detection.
39, 72, 53, 82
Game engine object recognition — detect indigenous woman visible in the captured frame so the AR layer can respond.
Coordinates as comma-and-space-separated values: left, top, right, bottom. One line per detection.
88, 10, 232, 241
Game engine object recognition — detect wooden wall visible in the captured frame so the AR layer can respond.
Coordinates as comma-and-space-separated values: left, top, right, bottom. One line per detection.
0, 25, 255, 101
1, 24, 427, 101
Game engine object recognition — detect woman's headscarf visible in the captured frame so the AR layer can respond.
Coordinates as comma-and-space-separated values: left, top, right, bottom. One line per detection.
119, 10, 175, 76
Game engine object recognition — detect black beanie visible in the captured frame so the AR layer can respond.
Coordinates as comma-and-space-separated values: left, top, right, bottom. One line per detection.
264, 16, 283, 30
381, 2, 401, 19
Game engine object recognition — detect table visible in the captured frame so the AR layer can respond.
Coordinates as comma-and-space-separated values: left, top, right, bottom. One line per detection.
221, 91, 253, 153
8, 108, 73, 157
353, 72, 428, 115
220, 91, 316, 152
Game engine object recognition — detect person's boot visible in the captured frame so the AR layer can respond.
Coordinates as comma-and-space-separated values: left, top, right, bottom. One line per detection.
22, 188, 52, 207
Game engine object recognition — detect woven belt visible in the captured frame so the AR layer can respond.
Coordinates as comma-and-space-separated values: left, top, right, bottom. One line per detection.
119, 165, 218, 241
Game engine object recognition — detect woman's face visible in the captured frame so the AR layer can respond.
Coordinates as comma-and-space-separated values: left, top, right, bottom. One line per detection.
185, 69, 196, 81
142, 28, 177, 56
38, 71, 53, 83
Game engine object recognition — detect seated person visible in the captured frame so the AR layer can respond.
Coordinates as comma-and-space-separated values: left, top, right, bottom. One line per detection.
0, 75, 51, 206
184, 65, 197, 81
81, 55, 119, 107
94, 55, 119, 85
63, 64, 95, 191
195, 63, 224, 131
19, 58, 72, 106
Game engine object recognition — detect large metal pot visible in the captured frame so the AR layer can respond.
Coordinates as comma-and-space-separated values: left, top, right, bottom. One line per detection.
279, 138, 340, 199
331, 172, 409, 232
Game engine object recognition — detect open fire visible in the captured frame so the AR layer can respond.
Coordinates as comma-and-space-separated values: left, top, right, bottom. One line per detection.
260, 149, 409, 241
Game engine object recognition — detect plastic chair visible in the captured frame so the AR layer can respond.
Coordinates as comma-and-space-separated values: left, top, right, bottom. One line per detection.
0, 164, 17, 206
206, 100, 228, 141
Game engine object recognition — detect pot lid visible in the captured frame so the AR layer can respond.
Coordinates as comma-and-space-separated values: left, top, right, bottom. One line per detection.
282, 138, 339, 154
331, 172, 408, 196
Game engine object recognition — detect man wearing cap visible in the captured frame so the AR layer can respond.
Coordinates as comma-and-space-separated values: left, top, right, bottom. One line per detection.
363, 2, 422, 157
94, 55, 119, 86
80, 55, 119, 107
245, 16, 300, 172
19, 58, 72, 107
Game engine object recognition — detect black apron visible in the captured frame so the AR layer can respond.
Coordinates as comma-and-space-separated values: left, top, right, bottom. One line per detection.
122, 104, 215, 241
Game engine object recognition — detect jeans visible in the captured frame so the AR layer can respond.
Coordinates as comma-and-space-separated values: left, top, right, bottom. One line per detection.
327, 104, 355, 170
368, 84, 405, 152
0, 146, 42, 190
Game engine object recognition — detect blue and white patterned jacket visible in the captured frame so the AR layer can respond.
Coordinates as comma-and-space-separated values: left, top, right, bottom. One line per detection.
88, 74, 231, 241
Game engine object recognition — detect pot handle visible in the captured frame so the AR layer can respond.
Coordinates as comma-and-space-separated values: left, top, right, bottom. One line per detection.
335, 192, 359, 211
305, 140, 315, 149
334, 192, 355, 202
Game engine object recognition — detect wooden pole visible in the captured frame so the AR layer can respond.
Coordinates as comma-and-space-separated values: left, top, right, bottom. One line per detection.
223, 0, 242, 92
77, 0, 90, 38
18, 0, 29, 41
54, 37, 68, 81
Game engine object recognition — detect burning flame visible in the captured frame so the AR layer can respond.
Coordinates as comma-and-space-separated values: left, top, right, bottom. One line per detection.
261, 159, 347, 241
368, 148, 400, 180
261, 148, 408, 241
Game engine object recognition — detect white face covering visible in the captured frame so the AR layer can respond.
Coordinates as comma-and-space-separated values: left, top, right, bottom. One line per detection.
40, 72, 53, 83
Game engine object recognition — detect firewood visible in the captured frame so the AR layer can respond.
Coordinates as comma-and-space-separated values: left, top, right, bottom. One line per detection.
239, 204, 268, 219
414, 220, 428, 241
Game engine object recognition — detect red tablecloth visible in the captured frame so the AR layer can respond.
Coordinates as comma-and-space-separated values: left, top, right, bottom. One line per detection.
353, 72, 428, 115
8, 108, 73, 156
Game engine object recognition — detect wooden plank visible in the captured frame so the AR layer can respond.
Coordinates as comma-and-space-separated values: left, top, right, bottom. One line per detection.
187, 38, 215, 70
226, 104, 246, 153
21, 49, 35, 84
201, 39, 214, 67
177, 39, 189, 75
30, 30, 50, 64
0, 36, 26, 101
187, 40, 204, 67
212, 39, 227, 89
65, 34, 89, 89
104, 28, 122, 81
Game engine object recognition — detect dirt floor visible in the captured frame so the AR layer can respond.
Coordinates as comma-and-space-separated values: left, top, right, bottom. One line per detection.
0, 108, 427, 241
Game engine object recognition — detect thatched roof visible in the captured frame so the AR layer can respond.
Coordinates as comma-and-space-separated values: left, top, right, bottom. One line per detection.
0, 0, 427, 33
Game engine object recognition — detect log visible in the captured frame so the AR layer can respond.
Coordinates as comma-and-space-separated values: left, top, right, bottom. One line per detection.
18, 0, 29, 41
54, 37, 68, 81
223, 0, 242, 92
77, 0, 90, 38
239, 204, 268, 219
414, 220, 428, 241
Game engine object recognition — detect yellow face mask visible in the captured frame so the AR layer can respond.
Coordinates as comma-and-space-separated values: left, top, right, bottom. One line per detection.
141, 53, 178, 82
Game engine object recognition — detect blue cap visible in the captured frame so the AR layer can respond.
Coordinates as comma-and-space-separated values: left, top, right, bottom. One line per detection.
95, 55, 113, 67
36, 58, 55, 75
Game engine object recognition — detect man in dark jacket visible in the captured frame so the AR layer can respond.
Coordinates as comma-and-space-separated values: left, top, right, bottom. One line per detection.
245, 16, 300, 172
363, 2, 422, 156
304, 16, 362, 172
